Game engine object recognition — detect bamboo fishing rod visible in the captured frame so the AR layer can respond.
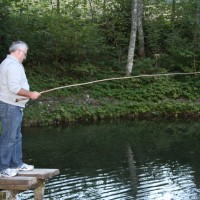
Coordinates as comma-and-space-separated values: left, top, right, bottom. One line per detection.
15, 71, 200, 102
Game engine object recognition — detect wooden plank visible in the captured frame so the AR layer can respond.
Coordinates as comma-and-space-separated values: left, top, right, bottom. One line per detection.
18, 169, 60, 180
0, 190, 19, 200
0, 176, 37, 190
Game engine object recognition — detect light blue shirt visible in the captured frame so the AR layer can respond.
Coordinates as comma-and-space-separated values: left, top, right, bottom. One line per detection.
0, 55, 29, 107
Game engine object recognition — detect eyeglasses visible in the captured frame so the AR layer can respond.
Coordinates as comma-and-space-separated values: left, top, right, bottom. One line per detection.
19, 49, 27, 57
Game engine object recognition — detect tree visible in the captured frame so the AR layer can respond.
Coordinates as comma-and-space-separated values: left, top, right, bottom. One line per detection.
126, 0, 139, 76
193, 0, 200, 69
171, 0, 176, 23
57, 0, 60, 13
137, 0, 145, 58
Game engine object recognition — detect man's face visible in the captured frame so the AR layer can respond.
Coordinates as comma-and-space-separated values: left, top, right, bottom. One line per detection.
17, 49, 27, 63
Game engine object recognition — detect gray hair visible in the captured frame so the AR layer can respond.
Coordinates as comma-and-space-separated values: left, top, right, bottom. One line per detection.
9, 41, 28, 53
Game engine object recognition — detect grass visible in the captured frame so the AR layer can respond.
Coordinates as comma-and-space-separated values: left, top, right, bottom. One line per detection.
22, 65, 200, 126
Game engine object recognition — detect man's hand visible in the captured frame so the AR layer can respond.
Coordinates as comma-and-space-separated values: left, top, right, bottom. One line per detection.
29, 91, 41, 100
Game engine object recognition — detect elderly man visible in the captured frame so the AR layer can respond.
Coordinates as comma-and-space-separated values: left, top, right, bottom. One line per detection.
0, 41, 41, 177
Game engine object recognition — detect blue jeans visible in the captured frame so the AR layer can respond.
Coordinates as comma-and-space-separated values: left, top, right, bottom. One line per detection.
0, 101, 23, 171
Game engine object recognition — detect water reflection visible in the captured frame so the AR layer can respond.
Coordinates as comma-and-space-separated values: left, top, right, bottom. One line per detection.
127, 144, 138, 198
137, 161, 198, 199
17, 121, 200, 199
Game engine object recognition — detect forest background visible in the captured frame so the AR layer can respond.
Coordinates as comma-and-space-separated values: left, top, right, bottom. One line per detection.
0, 0, 200, 126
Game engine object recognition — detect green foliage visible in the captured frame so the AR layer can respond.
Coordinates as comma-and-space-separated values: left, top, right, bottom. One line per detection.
66, 63, 99, 79
23, 66, 200, 126
1, 0, 200, 126
143, 0, 200, 70
0, 0, 200, 71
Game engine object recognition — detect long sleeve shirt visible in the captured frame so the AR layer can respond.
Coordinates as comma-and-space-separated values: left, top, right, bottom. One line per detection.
0, 55, 29, 108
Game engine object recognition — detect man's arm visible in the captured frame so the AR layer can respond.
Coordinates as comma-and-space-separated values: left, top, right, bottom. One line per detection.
17, 88, 41, 100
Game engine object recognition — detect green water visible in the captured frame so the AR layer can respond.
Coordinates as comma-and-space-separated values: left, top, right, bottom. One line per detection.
18, 120, 200, 199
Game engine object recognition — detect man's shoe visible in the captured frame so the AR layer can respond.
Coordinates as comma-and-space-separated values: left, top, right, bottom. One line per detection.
1, 168, 19, 177
17, 163, 34, 171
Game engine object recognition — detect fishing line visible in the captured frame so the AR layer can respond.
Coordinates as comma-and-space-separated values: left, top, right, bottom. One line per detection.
15, 71, 200, 102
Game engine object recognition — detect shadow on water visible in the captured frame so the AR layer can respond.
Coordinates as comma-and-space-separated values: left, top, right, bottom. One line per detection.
17, 120, 200, 200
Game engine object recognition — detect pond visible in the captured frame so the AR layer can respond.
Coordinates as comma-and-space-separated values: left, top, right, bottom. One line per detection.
17, 120, 200, 200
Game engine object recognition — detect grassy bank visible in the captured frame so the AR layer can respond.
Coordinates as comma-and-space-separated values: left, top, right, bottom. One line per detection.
22, 65, 200, 126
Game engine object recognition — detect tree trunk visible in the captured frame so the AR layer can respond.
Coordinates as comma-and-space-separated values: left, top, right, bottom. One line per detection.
137, 0, 145, 58
126, 0, 139, 76
193, 0, 200, 69
88, 0, 95, 22
171, 0, 176, 24
196, 1, 200, 45
57, 0, 60, 13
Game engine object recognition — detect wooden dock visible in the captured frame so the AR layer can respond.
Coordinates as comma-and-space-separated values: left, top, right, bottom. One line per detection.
0, 168, 60, 200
